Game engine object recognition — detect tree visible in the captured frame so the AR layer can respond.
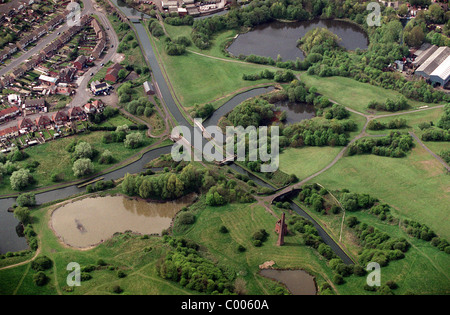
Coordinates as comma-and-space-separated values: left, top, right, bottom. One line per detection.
72, 158, 94, 177
16, 192, 36, 207
404, 25, 425, 47
118, 69, 127, 81
14, 206, 31, 224
10, 168, 33, 191
124, 132, 143, 149
73, 142, 93, 160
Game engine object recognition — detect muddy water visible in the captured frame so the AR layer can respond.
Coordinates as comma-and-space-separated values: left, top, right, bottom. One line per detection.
260, 269, 317, 295
51, 194, 195, 249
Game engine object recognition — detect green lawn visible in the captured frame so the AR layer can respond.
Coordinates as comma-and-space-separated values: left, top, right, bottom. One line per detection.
279, 146, 343, 181
300, 74, 442, 115
310, 143, 450, 240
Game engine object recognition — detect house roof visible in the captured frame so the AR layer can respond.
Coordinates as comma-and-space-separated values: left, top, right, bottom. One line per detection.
39, 74, 58, 83
0, 126, 19, 138
24, 98, 45, 107
68, 106, 84, 116
35, 115, 51, 125
18, 117, 34, 129
52, 110, 68, 121
416, 46, 450, 76
0, 106, 20, 117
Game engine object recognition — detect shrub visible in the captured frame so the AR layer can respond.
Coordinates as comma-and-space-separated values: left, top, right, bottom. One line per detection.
33, 271, 49, 286
178, 212, 195, 225
112, 285, 123, 294
219, 225, 229, 234
237, 245, 246, 252
117, 270, 127, 278
333, 274, 344, 285
16, 192, 36, 207
31, 256, 53, 271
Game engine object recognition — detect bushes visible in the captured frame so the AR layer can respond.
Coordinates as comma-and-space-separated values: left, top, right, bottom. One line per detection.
367, 118, 407, 131
157, 237, 234, 294
178, 212, 195, 225
31, 256, 53, 271
348, 132, 414, 158
33, 271, 49, 286
367, 96, 409, 112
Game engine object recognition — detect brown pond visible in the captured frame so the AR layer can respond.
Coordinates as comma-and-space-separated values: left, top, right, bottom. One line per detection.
51, 194, 196, 249
260, 269, 317, 295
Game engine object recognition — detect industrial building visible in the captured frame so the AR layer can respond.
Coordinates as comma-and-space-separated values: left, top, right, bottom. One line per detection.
413, 44, 450, 86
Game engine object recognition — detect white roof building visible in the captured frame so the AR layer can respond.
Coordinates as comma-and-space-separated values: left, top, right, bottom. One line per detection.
414, 45, 450, 86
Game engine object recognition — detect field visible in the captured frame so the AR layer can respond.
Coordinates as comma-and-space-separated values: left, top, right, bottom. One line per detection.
150, 22, 276, 108
279, 146, 343, 181
300, 74, 442, 114
309, 143, 450, 240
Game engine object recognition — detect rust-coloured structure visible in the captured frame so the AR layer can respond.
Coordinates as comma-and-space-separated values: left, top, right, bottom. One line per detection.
276, 212, 288, 246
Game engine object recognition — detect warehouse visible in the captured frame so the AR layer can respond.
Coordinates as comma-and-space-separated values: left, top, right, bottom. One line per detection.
414, 45, 450, 86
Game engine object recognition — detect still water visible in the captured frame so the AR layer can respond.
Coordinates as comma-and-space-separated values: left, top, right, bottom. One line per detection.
228, 19, 369, 61
51, 194, 196, 249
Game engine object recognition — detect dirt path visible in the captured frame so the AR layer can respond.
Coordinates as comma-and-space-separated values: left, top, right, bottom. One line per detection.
409, 131, 450, 172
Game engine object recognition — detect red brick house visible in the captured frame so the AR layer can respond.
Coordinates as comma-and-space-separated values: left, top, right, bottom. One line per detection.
105, 63, 124, 83
52, 111, 69, 125
35, 115, 52, 129
73, 55, 87, 71
0, 106, 20, 122
68, 106, 86, 120
17, 117, 35, 131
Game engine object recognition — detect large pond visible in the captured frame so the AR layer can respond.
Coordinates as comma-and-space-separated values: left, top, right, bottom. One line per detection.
51, 194, 196, 249
274, 100, 315, 124
260, 269, 317, 295
227, 19, 369, 61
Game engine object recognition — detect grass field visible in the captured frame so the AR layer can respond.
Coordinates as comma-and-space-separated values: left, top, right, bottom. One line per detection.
150, 23, 276, 108
310, 143, 450, 240
296, 198, 450, 294
300, 74, 442, 115
279, 146, 343, 181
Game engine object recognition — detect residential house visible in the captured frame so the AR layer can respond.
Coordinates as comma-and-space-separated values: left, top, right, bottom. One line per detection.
59, 67, 76, 83
90, 80, 109, 95
105, 63, 123, 83
68, 106, 86, 120
52, 110, 68, 125
91, 100, 104, 112
0, 126, 19, 140
35, 115, 52, 129
17, 117, 35, 131
73, 55, 87, 71
83, 102, 96, 114
11, 66, 25, 79
23, 98, 46, 112
0, 106, 20, 121
91, 38, 106, 60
